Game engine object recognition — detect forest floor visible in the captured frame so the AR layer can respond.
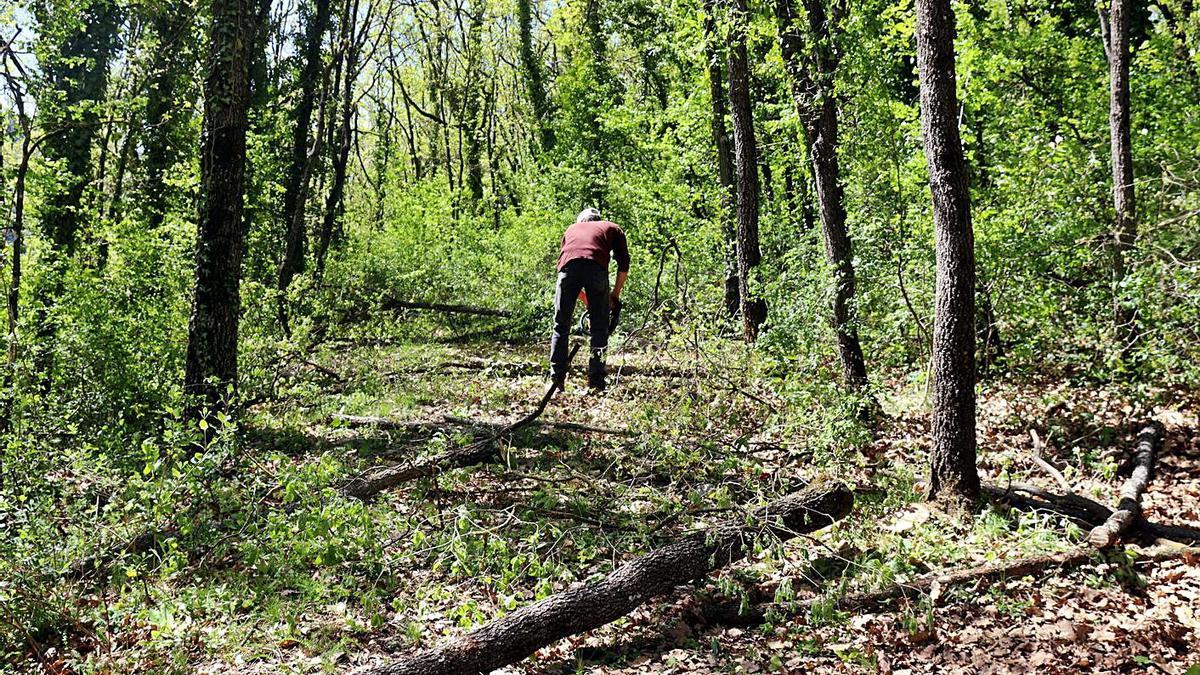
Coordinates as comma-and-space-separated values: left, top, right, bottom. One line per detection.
20, 321, 1200, 674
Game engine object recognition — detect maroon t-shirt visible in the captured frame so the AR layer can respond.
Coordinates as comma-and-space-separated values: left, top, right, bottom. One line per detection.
557, 220, 630, 272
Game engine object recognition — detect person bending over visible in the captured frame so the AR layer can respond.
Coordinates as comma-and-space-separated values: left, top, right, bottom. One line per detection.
549, 208, 629, 390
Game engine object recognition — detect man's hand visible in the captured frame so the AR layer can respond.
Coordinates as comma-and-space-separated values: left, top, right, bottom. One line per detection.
609, 293, 621, 310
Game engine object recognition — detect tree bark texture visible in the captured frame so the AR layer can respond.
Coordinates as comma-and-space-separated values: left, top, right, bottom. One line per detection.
183, 0, 258, 417
1105, 0, 1138, 353
277, 0, 334, 295
914, 0, 979, 505
725, 0, 765, 341
1088, 421, 1161, 548
356, 482, 853, 675
0, 68, 31, 426
774, 0, 870, 394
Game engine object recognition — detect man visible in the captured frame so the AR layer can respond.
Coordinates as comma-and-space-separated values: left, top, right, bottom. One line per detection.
550, 208, 629, 390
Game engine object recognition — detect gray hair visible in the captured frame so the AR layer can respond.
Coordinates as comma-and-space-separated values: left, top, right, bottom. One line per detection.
576, 208, 602, 223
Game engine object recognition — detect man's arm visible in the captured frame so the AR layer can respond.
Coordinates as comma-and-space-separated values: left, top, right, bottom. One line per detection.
612, 270, 628, 299
611, 226, 630, 301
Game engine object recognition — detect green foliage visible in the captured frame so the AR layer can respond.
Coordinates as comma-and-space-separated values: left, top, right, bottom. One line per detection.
1, 0, 1199, 669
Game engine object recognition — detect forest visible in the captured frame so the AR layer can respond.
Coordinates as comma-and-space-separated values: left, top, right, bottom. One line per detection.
1, 0, 1199, 671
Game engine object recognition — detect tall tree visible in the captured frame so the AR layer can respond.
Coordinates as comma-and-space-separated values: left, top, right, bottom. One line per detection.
0, 48, 32, 427
517, 0, 554, 151
183, 0, 258, 418
1101, 0, 1138, 354
277, 0, 335, 306
461, 0, 487, 204
702, 0, 740, 319
726, 0, 765, 341
315, 0, 363, 277
774, 0, 872, 397
914, 0, 979, 505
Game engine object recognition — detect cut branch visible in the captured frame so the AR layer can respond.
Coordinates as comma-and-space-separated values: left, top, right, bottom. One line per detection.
64, 527, 176, 581
706, 542, 1200, 626
354, 482, 853, 675
983, 480, 1200, 546
340, 345, 580, 499
393, 358, 702, 380
331, 412, 634, 438
1088, 421, 1161, 548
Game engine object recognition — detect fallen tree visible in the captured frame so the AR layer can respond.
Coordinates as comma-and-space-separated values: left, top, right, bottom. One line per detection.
1088, 421, 1162, 548
983, 481, 1200, 545
340, 345, 580, 500
381, 298, 512, 318
331, 412, 633, 438
64, 527, 176, 581
353, 481, 853, 675
392, 358, 702, 380
703, 541, 1200, 626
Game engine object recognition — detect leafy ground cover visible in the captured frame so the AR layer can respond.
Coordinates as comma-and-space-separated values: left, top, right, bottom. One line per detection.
7, 321, 1197, 674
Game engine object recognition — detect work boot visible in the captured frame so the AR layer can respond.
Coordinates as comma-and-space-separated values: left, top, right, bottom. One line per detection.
550, 368, 566, 390
587, 355, 607, 391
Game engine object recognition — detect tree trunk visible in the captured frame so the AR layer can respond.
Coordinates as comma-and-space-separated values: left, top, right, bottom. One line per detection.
702, 0, 740, 319
915, 0, 979, 506
462, 0, 486, 204
356, 483, 853, 675
315, 0, 361, 278
183, 0, 258, 419
774, 0, 871, 395
726, 0, 764, 341
0, 69, 31, 430
517, 0, 554, 151
1105, 0, 1138, 354
276, 0, 335, 299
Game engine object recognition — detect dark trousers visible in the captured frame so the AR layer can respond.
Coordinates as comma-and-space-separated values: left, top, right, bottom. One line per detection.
550, 258, 609, 376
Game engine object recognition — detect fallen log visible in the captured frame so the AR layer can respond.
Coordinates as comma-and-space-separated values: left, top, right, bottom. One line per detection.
65, 527, 176, 581
382, 298, 512, 318
393, 358, 701, 380
340, 345, 580, 500
331, 412, 633, 438
1088, 421, 1162, 548
354, 482, 853, 675
704, 542, 1200, 626
440, 414, 634, 437
330, 414, 450, 432
983, 481, 1200, 545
